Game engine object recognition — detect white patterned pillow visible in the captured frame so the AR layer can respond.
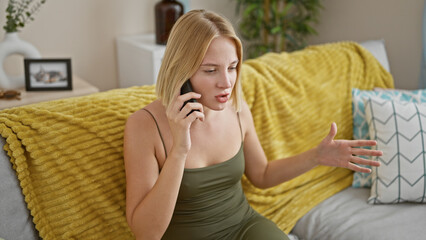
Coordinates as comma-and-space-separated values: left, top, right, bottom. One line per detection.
352, 88, 426, 188
365, 97, 426, 204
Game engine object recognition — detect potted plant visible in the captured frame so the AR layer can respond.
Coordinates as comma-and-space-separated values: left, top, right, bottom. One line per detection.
235, 0, 322, 58
3, 0, 47, 33
0, 0, 46, 89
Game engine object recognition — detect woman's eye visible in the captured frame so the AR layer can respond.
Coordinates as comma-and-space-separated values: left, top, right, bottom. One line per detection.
204, 69, 216, 73
228, 66, 237, 71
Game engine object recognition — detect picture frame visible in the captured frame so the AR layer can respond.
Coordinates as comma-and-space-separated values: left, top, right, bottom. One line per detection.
24, 58, 72, 91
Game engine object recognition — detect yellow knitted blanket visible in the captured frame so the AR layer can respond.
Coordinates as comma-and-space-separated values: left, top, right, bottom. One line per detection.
240, 42, 393, 233
0, 87, 156, 239
0, 42, 393, 239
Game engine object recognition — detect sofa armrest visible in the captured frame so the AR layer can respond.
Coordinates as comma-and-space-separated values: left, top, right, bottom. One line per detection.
360, 39, 390, 72
0, 137, 39, 240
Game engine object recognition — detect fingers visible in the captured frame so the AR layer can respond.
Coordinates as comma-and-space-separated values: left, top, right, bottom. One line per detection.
320, 122, 384, 173
183, 108, 205, 123
349, 139, 378, 147
345, 146, 382, 173
177, 92, 202, 110
346, 155, 380, 173
347, 163, 373, 173
167, 92, 201, 115
177, 93, 203, 121
350, 156, 381, 167
324, 122, 337, 142
179, 102, 204, 121
351, 147, 383, 157
166, 92, 204, 125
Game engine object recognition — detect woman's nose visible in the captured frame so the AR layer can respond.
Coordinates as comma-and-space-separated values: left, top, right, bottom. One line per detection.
217, 72, 232, 88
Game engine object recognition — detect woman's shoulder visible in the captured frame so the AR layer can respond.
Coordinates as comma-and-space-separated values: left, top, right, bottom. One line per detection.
126, 100, 165, 130
238, 99, 253, 121
128, 100, 163, 119
235, 99, 254, 139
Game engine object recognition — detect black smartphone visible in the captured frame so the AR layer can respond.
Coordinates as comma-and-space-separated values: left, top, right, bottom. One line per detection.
180, 80, 199, 115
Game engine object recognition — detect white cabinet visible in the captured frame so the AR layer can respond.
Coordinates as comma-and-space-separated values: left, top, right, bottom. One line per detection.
116, 34, 166, 88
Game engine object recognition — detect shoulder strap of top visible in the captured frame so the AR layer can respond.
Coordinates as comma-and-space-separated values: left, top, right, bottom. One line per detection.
237, 112, 243, 142
142, 108, 168, 158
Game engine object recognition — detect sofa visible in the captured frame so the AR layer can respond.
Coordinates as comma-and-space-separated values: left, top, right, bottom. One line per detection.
1, 41, 425, 240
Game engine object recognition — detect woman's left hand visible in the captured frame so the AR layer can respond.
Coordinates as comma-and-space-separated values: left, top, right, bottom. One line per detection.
315, 122, 382, 173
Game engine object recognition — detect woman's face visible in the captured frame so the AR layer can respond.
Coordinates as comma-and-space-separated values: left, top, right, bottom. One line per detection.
190, 36, 239, 111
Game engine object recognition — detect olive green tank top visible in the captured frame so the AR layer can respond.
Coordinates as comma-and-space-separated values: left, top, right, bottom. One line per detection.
162, 143, 258, 239
143, 109, 265, 239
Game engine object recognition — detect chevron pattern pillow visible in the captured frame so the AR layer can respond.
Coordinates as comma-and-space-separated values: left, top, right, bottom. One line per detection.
352, 88, 426, 188
365, 97, 426, 204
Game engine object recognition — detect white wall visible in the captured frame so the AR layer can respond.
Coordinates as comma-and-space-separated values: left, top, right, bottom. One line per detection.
0, 0, 423, 91
307, 0, 424, 90
1, 0, 158, 91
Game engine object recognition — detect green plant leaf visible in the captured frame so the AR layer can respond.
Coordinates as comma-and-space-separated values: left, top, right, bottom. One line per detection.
3, 0, 47, 33
282, 2, 294, 16
236, 0, 322, 57
271, 26, 281, 34
243, 4, 258, 18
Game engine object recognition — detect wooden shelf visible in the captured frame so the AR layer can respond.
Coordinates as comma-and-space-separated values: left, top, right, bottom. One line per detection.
0, 76, 99, 110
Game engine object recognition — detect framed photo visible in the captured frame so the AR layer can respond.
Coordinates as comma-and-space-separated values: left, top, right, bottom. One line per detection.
24, 58, 72, 91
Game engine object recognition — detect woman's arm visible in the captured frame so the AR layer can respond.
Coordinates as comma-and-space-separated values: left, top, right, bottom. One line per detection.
124, 112, 186, 239
124, 93, 203, 239
240, 101, 382, 189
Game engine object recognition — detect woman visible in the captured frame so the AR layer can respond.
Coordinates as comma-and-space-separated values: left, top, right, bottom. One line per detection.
123, 9, 381, 240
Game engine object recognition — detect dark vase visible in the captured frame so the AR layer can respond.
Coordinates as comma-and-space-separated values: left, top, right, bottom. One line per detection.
155, 0, 184, 45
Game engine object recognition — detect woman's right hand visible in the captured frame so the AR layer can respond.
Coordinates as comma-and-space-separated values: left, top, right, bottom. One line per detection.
165, 92, 204, 155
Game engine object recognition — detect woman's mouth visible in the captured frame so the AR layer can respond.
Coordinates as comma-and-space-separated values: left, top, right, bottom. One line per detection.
215, 93, 229, 103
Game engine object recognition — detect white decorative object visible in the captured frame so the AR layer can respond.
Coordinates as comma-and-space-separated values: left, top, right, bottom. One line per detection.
116, 34, 166, 88
365, 97, 426, 204
351, 88, 426, 188
0, 33, 41, 89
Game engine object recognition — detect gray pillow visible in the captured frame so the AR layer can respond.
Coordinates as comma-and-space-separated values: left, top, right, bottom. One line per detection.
0, 137, 39, 240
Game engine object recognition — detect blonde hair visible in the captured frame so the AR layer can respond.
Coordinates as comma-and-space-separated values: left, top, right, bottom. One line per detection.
155, 9, 243, 111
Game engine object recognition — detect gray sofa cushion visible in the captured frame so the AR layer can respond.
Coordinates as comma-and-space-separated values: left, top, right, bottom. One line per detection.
0, 137, 39, 240
292, 187, 426, 240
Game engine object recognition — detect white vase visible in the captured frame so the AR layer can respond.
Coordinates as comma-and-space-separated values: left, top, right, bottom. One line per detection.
0, 32, 41, 89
